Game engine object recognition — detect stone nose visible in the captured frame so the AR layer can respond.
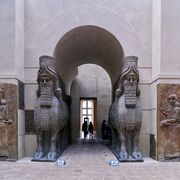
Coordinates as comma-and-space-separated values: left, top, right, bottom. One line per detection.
43, 79, 47, 85
129, 78, 133, 83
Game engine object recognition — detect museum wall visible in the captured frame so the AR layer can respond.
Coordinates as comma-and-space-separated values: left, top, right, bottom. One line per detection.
0, 0, 156, 157
0, 0, 16, 82
161, 0, 180, 75
0, 0, 179, 160
150, 0, 180, 160
23, 0, 152, 157
0, 0, 25, 160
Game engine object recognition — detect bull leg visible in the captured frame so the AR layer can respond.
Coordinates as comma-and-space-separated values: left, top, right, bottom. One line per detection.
132, 126, 143, 160
61, 124, 68, 149
111, 128, 118, 151
47, 127, 60, 161
33, 129, 44, 160
118, 128, 128, 161
126, 130, 132, 156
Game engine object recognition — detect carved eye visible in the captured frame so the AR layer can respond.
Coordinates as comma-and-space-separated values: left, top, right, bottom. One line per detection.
128, 77, 134, 82
47, 77, 51, 82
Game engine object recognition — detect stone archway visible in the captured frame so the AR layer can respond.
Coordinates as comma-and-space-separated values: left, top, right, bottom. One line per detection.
53, 25, 124, 141
53, 25, 124, 94
70, 64, 112, 141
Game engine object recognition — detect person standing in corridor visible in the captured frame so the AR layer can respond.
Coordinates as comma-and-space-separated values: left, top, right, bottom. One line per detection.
88, 122, 94, 139
82, 120, 88, 138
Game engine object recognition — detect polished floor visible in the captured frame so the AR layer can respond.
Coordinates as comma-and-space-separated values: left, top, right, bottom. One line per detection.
0, 139, 180, 180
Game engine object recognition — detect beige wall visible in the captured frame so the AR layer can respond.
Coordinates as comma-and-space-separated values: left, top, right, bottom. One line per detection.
23, 0, 152, 157
0, 0, 25, 159
24, 0, 152, 84
1, 0, 180, 158
161, 0, 180, 75
0, 0, 15, 79
0, 0, 24, 83
151, 0, 180, 138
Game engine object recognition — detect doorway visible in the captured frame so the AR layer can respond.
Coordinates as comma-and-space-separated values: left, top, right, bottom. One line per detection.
70, 64, 111, 142
80, 98, 97, 139
54, 26, 124, 142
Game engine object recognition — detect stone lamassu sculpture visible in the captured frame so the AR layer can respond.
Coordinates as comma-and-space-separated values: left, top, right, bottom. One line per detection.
109, 56, 143, 162
160, 94, 180, 127
32, 55, 69, 162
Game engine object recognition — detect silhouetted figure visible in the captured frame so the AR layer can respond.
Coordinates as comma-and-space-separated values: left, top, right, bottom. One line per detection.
107, 122, 112, 144
101, 120, 108, 140
82, 120, 88, 138
88, 122, 94, 138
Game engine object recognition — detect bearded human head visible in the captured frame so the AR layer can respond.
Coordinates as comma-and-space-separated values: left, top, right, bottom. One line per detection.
38, 55, 57, 83
37, 55, 61, 97
120, 56, 139, 83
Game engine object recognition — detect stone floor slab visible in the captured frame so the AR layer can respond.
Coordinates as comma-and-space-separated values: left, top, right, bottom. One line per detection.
0, 140, 180, 179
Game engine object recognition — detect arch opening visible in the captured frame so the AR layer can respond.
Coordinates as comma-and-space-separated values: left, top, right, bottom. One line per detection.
53, 25, 125, 94
53, 25, 125, 142
70, 64, 112, 141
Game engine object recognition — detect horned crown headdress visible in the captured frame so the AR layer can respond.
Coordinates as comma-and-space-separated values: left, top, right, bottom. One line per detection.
37, 55, 58, 82
121, 56, 139, 80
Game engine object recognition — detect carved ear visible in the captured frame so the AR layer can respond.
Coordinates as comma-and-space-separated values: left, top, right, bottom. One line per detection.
136, 87, 141, 96
115, 89, 120, 98
55, 88, 62, 98
136, 87, 140, 96
116, 83, 123, 98
54, 81, 62, 98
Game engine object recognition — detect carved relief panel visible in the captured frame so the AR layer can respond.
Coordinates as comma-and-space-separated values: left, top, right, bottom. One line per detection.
0, 84, 18, 161
157, 84, 180, 161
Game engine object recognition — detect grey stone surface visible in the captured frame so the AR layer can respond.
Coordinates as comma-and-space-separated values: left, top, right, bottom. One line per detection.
109, 56, 143, 162
32, 56, 69, 162
0, 140, 180, 180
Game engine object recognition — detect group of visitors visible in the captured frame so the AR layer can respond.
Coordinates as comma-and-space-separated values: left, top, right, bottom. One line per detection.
82, 120, 94, 138
82, 118, 111, 140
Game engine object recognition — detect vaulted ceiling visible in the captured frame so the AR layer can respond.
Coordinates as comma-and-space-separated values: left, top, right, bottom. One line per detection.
53, 25, 124, 93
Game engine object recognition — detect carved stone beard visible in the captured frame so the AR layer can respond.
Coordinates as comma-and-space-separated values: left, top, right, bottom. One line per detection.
124, 81, 137, 107
39, 86, 53, 107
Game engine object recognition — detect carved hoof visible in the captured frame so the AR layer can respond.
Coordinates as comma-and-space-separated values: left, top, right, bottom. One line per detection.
118, 151, 128, 161
47, 151, 58, 161
33, 151, 44, 160
132, 151, 143, 160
